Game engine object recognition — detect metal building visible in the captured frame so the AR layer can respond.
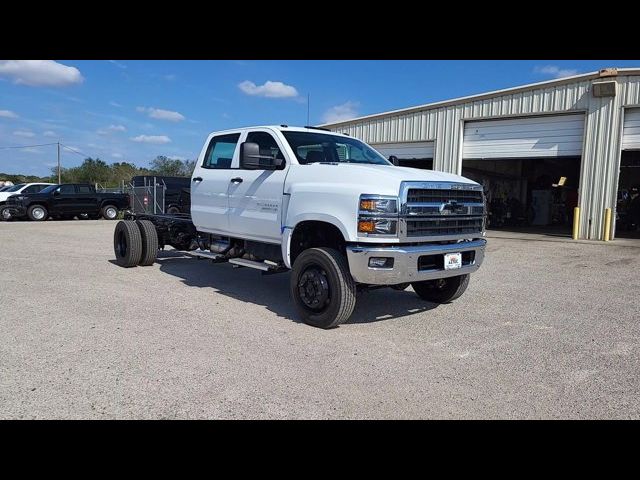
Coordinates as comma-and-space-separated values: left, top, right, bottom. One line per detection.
321, 68, 640, 240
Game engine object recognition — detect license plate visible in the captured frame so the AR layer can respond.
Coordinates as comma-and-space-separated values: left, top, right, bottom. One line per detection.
444, 252, 462, 270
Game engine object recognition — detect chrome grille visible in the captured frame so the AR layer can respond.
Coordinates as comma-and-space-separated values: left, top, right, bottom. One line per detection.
406, 217, 484, 237
400, 182, 485, 240
407, 189, 483, 204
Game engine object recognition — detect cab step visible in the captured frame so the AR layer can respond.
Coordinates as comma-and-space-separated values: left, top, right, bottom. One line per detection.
228, 258, 271, 271
185, 250, 227, 262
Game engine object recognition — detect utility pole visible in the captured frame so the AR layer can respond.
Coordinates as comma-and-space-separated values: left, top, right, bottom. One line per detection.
57, 142, 61, 184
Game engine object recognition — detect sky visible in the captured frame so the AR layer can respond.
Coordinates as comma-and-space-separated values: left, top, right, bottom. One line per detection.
1, 59, 639, 177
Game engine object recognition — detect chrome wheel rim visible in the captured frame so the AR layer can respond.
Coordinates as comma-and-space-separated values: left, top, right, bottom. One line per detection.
106, 207, 117, 219
32, 208, 45, 220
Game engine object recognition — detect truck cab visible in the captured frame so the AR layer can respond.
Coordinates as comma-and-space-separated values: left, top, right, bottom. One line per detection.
116, 125, 487, 329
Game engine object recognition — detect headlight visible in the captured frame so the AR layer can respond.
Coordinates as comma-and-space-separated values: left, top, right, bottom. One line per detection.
359, 194, 398, 214
358, 194, 399, 236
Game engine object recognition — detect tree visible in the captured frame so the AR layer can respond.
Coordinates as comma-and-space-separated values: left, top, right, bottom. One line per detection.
149, 156, 186, 176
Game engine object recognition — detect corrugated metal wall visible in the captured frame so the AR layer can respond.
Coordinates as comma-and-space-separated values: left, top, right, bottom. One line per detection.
326, 75, 640, 240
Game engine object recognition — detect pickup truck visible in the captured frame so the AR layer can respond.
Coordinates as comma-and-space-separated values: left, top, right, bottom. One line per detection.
113, 125, 487, 328
5, 183, 130, 221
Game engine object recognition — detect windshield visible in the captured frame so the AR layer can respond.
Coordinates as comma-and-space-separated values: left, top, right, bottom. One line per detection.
5, 183, 26, 192
0, 186, 11, 192
38, 185, 60, 194
281, 131, 391, 166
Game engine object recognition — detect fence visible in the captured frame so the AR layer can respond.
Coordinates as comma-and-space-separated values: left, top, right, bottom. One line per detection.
95, 179, 168, 215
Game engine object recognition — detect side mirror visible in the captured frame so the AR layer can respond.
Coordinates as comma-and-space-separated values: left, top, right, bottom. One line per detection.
53, 190, 60, 196
240, 142, 283, 170
389, 155, 400, 166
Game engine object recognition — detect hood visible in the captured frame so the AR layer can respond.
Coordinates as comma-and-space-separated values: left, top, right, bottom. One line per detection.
285, 163, 478, 197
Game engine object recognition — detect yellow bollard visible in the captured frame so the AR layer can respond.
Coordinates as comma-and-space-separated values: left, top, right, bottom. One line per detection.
604, 208, 612, 242
572, 207, 580, 240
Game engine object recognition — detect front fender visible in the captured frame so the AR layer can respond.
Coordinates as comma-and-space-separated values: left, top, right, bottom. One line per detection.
281, 213, 351, 269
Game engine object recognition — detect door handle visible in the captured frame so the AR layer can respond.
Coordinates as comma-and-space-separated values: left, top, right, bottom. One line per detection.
193, 177, 203, 182
230, 177, 243, 184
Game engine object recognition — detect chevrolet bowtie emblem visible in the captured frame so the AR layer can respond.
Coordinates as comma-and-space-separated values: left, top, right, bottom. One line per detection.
439, 200, 463, 214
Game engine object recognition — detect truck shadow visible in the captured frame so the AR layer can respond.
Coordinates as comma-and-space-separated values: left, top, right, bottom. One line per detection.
155, 251, 439, 325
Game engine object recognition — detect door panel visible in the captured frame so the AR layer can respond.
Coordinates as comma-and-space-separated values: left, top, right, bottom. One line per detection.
52, 185, 77, 214
228, 130, 288, 243
190, 133, 241, 234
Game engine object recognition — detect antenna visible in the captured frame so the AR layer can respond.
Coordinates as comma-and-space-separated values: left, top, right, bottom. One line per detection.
307, 93, 310, 125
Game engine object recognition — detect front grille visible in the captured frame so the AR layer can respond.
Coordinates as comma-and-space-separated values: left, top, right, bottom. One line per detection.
407, 189, 483, 204
406, 217, 484, 237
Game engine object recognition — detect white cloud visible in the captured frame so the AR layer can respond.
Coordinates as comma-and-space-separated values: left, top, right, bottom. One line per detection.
534, 65, 579, 79
131, 135, 171, 144
13, 130, 35, 137
97, 124, 127, 135
0, 60, 83, 87
322, 101, 360, 123
112, 153, 124, 158
109, 60, 127, 69
137, 106, 185, 122
109, 101, 123, 107
0, 109, 18, 118
43, 130, 57, 137
238, 80, 298, 98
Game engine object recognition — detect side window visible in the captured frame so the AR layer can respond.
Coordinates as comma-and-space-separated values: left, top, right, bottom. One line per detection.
202, 133, 241, 169
59, 185, 75, 194
245, 131, 285, 169
22, 185, 40, 194
77, 186, 92, 194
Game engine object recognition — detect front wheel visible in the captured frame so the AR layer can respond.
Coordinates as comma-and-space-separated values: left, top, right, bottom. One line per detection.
290, 247, 357, 329
412, 274, 470, 303
1, 206, 13, 221
27, 205, 48, 222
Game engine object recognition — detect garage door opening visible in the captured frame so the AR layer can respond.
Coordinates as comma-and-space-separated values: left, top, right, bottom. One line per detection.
372, 142, 434, 170
462, 157, 582, 236
615, 150, 640, 239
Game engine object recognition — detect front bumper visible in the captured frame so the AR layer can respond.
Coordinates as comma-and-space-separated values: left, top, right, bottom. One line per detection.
346, 238, 486, 285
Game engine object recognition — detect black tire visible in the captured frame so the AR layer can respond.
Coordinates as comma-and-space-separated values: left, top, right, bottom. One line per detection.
391, 283, 410, 291
167, 206, 181, 215
412, 274, 470, 303
136, 219, 158, 266
27, 204, 48, 222
101, 204, 118, 220
290, 247, 357, 329
113, 220, 143, 268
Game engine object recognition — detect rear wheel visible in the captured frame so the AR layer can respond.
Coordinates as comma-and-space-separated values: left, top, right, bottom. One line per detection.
113, 220, 142, 267
101, 205, 118, 220
290, 247, 356, 329
167, 206, 181, 215
136, 219, 158, 266
412, 274, 470, 303
27, 205, 48, 222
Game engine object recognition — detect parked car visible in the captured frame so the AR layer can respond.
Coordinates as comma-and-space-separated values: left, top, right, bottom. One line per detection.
4, 183, 130, 221
0, 182, 54, 220
131, 175, 191, 215
114, 125, 487, 329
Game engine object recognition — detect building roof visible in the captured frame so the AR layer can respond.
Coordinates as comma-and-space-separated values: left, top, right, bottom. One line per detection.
320, 67, 640, 127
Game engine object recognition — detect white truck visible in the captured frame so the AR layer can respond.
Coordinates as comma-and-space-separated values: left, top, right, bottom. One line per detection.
114, 125, 487, 328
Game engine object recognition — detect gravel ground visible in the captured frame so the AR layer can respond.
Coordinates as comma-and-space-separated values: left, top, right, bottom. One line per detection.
1, 220, 639, 419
